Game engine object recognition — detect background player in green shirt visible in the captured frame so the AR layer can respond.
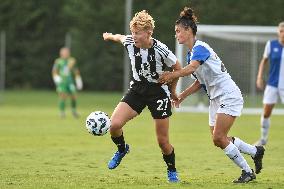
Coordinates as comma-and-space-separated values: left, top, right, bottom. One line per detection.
52, 47, 83, 118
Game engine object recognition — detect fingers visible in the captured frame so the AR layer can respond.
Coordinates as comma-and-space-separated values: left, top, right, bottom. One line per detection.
158, 71, 171, 84
102, 32, 112, 40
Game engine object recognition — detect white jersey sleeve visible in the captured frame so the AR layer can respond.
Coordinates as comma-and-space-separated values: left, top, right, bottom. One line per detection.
123, 35, 134, 46
154, 41, 177, 67
263, 41, 271, 58
165, 50, 177, 67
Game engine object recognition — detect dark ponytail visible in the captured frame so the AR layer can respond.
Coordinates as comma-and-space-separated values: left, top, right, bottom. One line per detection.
176, 7, 198, 35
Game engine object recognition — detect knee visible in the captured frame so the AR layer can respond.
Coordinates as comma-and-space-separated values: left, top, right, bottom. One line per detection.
158, 138, 170, 151
109, 119, 123, 133
212, 134, 225, 148
263, 112, 271, 118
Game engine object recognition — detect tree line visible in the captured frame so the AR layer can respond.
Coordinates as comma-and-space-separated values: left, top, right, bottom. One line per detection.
0, 0, 283, 91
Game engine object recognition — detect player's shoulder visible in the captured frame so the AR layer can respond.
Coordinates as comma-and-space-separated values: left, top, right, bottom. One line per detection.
152, 38, 171, 57
54, 58, 62, 64
153, 38, 169, 49
192, 40, 212, 54
194, 40, 210, 49
124, 35, 134, 45
69, 57, 76, 62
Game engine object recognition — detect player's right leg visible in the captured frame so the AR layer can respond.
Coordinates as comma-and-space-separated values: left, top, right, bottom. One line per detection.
58, 92, 67, 118
108, 100, 139, 169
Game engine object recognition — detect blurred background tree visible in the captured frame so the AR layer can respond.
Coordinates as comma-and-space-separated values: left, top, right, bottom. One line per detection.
0, 0, 283, 91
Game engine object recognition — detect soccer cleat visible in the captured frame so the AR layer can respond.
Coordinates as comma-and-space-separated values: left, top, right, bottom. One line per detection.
108, 144, 130, 169
167, 170, 179, 183
254, 139, 267, 146
233, 169, 256, 183
252, 146, 265, 174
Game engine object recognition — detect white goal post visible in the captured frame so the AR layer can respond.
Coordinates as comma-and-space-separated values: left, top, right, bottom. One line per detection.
175, 24, 284, 114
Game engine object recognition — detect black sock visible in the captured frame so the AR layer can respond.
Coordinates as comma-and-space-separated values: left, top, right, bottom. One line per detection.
163, 148, 176, 172
232, 136, 235, 144
111, 134, 126, 153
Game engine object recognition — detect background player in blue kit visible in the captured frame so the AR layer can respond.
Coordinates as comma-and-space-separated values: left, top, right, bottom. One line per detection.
103, 10, 182, 182
255, 22, 284, 146
158, 7, 265, 183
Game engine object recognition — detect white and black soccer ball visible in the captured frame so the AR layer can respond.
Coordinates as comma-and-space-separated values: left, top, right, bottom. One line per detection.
85, 111, 111, 136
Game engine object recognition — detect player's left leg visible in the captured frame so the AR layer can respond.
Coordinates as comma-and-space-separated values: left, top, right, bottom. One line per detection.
58, 92, 67, 118
213, 113, 255, 183
210, 127, 264, 174
154, 118, 179, 182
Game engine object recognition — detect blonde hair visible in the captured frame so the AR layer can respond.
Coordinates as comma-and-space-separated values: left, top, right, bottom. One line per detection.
279, 21, 284, 28
129, 10, 155, 32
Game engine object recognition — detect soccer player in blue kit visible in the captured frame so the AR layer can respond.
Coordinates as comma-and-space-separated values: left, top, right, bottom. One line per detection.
255, 22, 284, 146
158, 7, 265, 183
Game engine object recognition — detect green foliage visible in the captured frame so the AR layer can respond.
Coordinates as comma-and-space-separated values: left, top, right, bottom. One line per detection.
0, 0, 283, 90
0, 90, 284, 188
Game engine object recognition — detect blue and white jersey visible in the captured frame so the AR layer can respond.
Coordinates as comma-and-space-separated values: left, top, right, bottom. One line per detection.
187, 40, 240, 99
263, 40, 284, 89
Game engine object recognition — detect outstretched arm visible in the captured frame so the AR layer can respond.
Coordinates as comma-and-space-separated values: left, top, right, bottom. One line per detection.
158, 60, 200, 84
103, 32, 126, 44
174, 80, 201, 108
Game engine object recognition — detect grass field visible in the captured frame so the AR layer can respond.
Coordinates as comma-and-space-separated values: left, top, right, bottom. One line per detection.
0, 90, 283, 189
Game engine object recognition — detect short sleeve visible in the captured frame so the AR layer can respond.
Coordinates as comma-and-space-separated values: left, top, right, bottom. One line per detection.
263, 41, 270, 58
154, 41, 177, 67
191, 45, 210, 64
122, 35, 134, 47
164, 50, 178, 67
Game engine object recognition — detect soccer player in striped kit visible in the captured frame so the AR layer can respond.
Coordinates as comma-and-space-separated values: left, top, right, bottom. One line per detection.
255, 21, 284, 146
158, 7, 265, 183
103, 10, 182, 182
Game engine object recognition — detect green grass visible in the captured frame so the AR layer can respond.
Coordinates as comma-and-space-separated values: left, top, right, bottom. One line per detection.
0, 90, 283, 189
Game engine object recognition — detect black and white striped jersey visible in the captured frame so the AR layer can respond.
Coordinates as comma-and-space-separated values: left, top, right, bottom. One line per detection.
123, 35, 177, 84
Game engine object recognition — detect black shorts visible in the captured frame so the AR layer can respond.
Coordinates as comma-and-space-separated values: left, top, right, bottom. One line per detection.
121, 82, 172, 119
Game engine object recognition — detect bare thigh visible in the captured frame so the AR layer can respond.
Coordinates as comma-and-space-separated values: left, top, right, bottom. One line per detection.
110, 102, 138, 137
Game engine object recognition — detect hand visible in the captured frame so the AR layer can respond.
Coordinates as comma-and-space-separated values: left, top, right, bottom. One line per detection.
256, 77, 264, 90
158, 71, 174, 84
103, 32, 112, 41
75, 76, 83, 90
173, 94, 185, 108
53, 75, 62, 85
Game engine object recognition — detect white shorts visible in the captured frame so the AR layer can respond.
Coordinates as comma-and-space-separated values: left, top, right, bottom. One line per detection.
209, 89, 243, 127
263, 85, 284, 104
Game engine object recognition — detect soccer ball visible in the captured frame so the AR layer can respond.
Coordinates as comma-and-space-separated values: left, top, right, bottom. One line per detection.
85, 111, 111, 136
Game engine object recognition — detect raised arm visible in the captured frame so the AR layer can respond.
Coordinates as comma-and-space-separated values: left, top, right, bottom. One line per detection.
103, 32, 126, 44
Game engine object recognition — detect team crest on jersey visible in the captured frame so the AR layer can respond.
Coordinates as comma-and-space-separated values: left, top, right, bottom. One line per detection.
149, 55, 154, 61
273, 48, 279, 52
135, 52, 141, 57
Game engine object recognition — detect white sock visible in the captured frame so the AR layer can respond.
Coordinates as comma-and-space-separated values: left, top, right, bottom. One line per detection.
224, 142, 252, 173
233, 137, 257, 157
261, 116, 270, 142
